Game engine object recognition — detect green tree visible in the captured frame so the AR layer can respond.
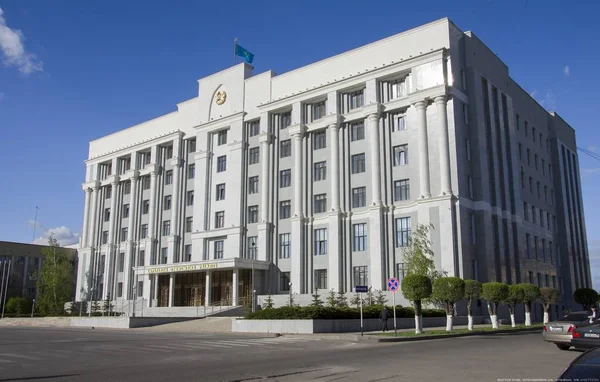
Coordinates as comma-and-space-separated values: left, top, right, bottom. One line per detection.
463, 280, 482, 330
336, 291, 348, 307
6, 297, 30, 317
263, 293, 274, 309
326, 289, 337, 307
482, 282, 509, 329
573, 288, 598, 311
35, 236, 74, 316
310, 289, 324, 307
365, 287, 374, 306
504, 285, 525, 328
432, 277, 465, 331
520, 283, 541, 326
401, 274, 433, 334
91, 300, 101, 315
350, 293, 362, 308
375, 290, 388, 306
540, 287, 561, 324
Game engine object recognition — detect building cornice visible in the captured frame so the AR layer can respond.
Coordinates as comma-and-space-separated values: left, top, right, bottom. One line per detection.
194, 111, 246, 131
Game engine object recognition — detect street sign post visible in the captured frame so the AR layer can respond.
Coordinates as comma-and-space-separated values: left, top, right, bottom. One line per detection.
387, 277, 400, 337
355, 286, 368, 336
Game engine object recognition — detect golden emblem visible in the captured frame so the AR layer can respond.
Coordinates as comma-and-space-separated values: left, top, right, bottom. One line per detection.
215, 90, 227, 105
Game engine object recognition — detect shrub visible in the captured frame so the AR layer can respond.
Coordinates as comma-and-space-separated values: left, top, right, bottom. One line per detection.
245, 305, 445, 320
482, 282, 509, 315
401, 274, 432, 317
6, 297, 30, 316
463, 280, 482, 317
432, 277, 465, 315
574, 288, 598, 310
519, 283, 540, 314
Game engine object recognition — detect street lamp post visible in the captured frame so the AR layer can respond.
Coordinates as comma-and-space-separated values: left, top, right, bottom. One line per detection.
88, 286, 95, 317
288, 282, 292, 307
31, 299, 36, 318
132, 285, 137, 318
251, 241, 256, 312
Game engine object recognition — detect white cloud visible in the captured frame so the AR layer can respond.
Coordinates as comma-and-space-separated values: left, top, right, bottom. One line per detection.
0, 7, 42, 74
564, 65, 570, 76
582, 168, 600, 175
588, 145, 598, 153
32, 226, 80, 246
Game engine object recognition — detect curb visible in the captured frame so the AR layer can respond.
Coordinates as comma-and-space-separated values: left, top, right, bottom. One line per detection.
364, 327, 543, 343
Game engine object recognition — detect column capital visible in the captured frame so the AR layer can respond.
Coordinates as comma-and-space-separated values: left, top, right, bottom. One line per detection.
150, 170, 158, 178
258, 133, 272, 144
170, 157, 182, 168
362, 102, 382, 119
434, 95, 447, 105
289, 124, 306, 137
413, 100, 429, 110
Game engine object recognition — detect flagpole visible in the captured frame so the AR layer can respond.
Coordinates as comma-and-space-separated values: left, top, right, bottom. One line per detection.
234, 38, 237, 65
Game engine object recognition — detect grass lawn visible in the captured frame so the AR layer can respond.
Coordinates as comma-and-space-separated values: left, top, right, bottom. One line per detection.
376, 324, 544, 337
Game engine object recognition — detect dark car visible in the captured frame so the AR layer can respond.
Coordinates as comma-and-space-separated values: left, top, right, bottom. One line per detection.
571, 323, 600, 350
543, 311, 595, 350
557, 347, 600, 379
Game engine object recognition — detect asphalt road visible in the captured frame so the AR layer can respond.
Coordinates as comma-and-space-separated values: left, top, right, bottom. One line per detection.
0, 327, 584, 381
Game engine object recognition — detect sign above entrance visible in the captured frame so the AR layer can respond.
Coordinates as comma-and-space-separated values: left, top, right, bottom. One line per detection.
148, 263, 218, 274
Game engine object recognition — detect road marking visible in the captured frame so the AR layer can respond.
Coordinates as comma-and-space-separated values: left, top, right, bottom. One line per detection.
0, 353, 41, 361
214, 341, 251, 347
174, 343, 215, 350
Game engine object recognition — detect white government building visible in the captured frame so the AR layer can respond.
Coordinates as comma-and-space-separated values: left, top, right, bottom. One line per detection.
75, 18, 591, 312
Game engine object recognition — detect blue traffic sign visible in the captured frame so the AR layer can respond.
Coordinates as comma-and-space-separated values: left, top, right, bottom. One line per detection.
355, 285, 368, 293
387, 277, 399, 292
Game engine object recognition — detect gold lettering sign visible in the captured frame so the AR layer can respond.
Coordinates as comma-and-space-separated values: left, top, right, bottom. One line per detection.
147, 263, 218, 274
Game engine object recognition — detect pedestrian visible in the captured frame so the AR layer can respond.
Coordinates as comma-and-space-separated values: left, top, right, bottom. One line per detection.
380, 307, 390, 332
590, 305, 599, 323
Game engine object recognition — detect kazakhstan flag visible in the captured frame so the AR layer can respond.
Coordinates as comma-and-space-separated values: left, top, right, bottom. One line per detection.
235, 42, 254, 64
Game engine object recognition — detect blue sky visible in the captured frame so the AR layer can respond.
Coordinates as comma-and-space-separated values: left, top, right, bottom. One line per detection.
0, 0, 598, 286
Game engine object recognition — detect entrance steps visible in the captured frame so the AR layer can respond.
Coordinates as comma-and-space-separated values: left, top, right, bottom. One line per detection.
115, 304, 247, 318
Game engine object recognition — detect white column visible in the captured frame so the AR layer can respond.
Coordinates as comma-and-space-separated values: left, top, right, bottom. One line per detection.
415, 100, 431, 198
435, 96, 452, 195
367, 113, 382, 205
259, 134, 270, 222
290, 125, 305, 293
171, 163, 182, 235
81, 188, 92, 247
103, 178, 119, 300
328, 122, 341, 291
124, 174, 139, 299
147, 170, 158, 238
205, 271, 212, 306
168, 273, 175, 307
292, 129, 304, 217
142, 273, 151, 304
89, 185, 100, 247
329, 124, 340, 210
232, 269, 238, 305
152, 274, 159, 307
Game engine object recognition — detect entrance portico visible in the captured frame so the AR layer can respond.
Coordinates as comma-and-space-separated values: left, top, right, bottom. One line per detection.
135, 258, 269, 308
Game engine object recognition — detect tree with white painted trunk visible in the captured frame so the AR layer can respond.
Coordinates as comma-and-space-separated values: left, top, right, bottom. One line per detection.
540, 287, 560, 324
432, 277, 465, 331
573, 288, 599, 311
504, 285, 525, 328
401, 274, 432, 334
463, 280, 482, 331
482, 282, 509, 329
520, 283, 540, 327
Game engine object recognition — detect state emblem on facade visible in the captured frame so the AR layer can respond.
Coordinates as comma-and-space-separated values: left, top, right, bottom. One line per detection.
215, 90, 227, 105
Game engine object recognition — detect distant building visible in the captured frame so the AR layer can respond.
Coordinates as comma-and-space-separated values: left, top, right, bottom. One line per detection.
75, 18, 590, 312
0, 241, 78, 302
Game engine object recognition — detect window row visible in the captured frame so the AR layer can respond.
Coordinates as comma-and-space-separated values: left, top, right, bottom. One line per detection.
523, 202, 557, 233
525, 233, 556, 264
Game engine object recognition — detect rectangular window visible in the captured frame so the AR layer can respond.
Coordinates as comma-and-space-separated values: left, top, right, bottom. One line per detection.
312, 101, 326, 121
397, 263, 406, 282
314, 194, 327, 214
353, 266, 368, 288
537, 181, 541, 198
547, 212, 551, 231
142, 200, 149, 215
540, 208, 544, 228
279, 200, 291, 219
214, 241, 224, 259
529, 177, 533, 193
123, 181, 131, 195
216, 183, 226, 200
524, 202, 529, 221
461, 69, 467, 90
279, 233, 290, 259
533, 127, 536, 142
122, 204, 130, 219
106, 186, 112, 199
186, 217, 193, 233
349, 90, 364, 110
393, 145, 408, 166
314, 269, 327, 290
527, 149, 531, 166
165, 170, 173, 185
351, 153, 366, 174
161, 248, 168, 264
138, 250, 145, 266
537, 272, 542, 287
466, 139, 471, 161
120, 228, 128, 242
215, 211, 224, 228
314, 161, 326, 181
395, 217, 411, 247
104, 208, 110, 222
249, 147, 259, 165
280, 112, 291, 129
350, 122, 365, 141
188, 164, 195, 179
248, 176, 259, 194
118, 252, 124, 272
528, 271, 533, 284
542, 239, 546, 262
352, 187, 367, 208
165, 145, 173, 159
117, 283, 123, 298
143, 176, 150, 190
392, 115, 406, 132
463, 103, 469, 125
531, 206, 536, 223
188, 139, 196, 153
519, 143, 523, 160
247, 236, 257, 259
544, 186, 548, 202
140, 224, 148, 238
394, 179, 410, 201
150, 251, 157, 265
542, 159, 546, 175
534, 236, 539, 260
280, 169, 291, 188
164, 195, 172, 210
280, 140, 291, 158
552, 275, 556, 288
353, 223, 367, 252
187, 191, 194, 206
217, 156, 226, 172
520, 167, 525, 188
313, 131, 326, 150
184, 245, 192, 262
280, 272, 291, 291
217, 130, 227, 145
248, 205, 259, 223
162, 220, 171, 236
102, 231, 108, 244
535, 154, 539, 170
248, 120, 260, 137
526, 233, 531, 258
314, 228, 328, 255
470, 213, 476, 244
468, 176, 474, 198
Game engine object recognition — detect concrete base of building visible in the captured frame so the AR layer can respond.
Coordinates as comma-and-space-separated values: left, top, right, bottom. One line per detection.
70, 316, 195, 329
232, 316, 486, 334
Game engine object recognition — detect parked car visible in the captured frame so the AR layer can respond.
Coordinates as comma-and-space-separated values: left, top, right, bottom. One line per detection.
543, 311, 593, 350
556, 347, 600, 379
571, 323, 600, 350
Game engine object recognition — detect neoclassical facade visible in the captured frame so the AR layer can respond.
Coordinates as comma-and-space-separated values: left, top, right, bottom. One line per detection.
75, 18, 590, 311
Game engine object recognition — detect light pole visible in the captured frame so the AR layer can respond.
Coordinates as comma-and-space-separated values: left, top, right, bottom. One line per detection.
31, 299, 35, 318
88, 286, 95, 317
132, 285, 137, 318
288, 282, 292, 307
251, 241, 256, 312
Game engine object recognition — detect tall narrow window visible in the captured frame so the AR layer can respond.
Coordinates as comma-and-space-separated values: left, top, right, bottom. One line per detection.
188, 139, 196, 153
466, 139, 471, 161
350, 122, 365, 141
187, 191, 194, 206
314, 161, 326, 181
249, 147, 259, 165
313, 131, 326, 150
393, 145, 408, 166
162, 220, 171, 236
279, 200, 291, 219
353, 223, 367, 252
467, 176, 474, 198
351, 153, 365, 174
349, 90, 364, 110
280, 140, 291, 158
279, 234, 291, 259
280, 112, 291, 129
216, 184, 226, 200
217, 156, 226, 172
248, 176, 259, 194
215, 211, 224, 228
165, 170, 173, 185
123, 181, 131, 195
142, 200, 150, 214
217, 130, 228, 145
104, 208, 110, 222
312, 101, 326, 121
138, 250, 145, 266
314, 228, 328, 255
188, 164, 195, 179
120, 228, 128, 242
280, 170, 291, 188
395, 217, 411, 247
185, 217, 193, 233
470, 214, 476, 244
392, 115, 406, 132
314, 270, 328, 290
248, 120, 260, 137
214, 240, 224, 259
394, 179, 410, 201
248, 206, 259, 223
247, 237, 257, 259
314, 194, 327, 213
122, 204, 130, 219
164, 195, 171, 210
184, 245, 192, 262
140, 224, 148, 238
352, 187, 366, 208
353, 266, 368, 288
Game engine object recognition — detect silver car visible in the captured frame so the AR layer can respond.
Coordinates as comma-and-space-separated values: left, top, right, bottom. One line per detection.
543, 311, 593, 350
